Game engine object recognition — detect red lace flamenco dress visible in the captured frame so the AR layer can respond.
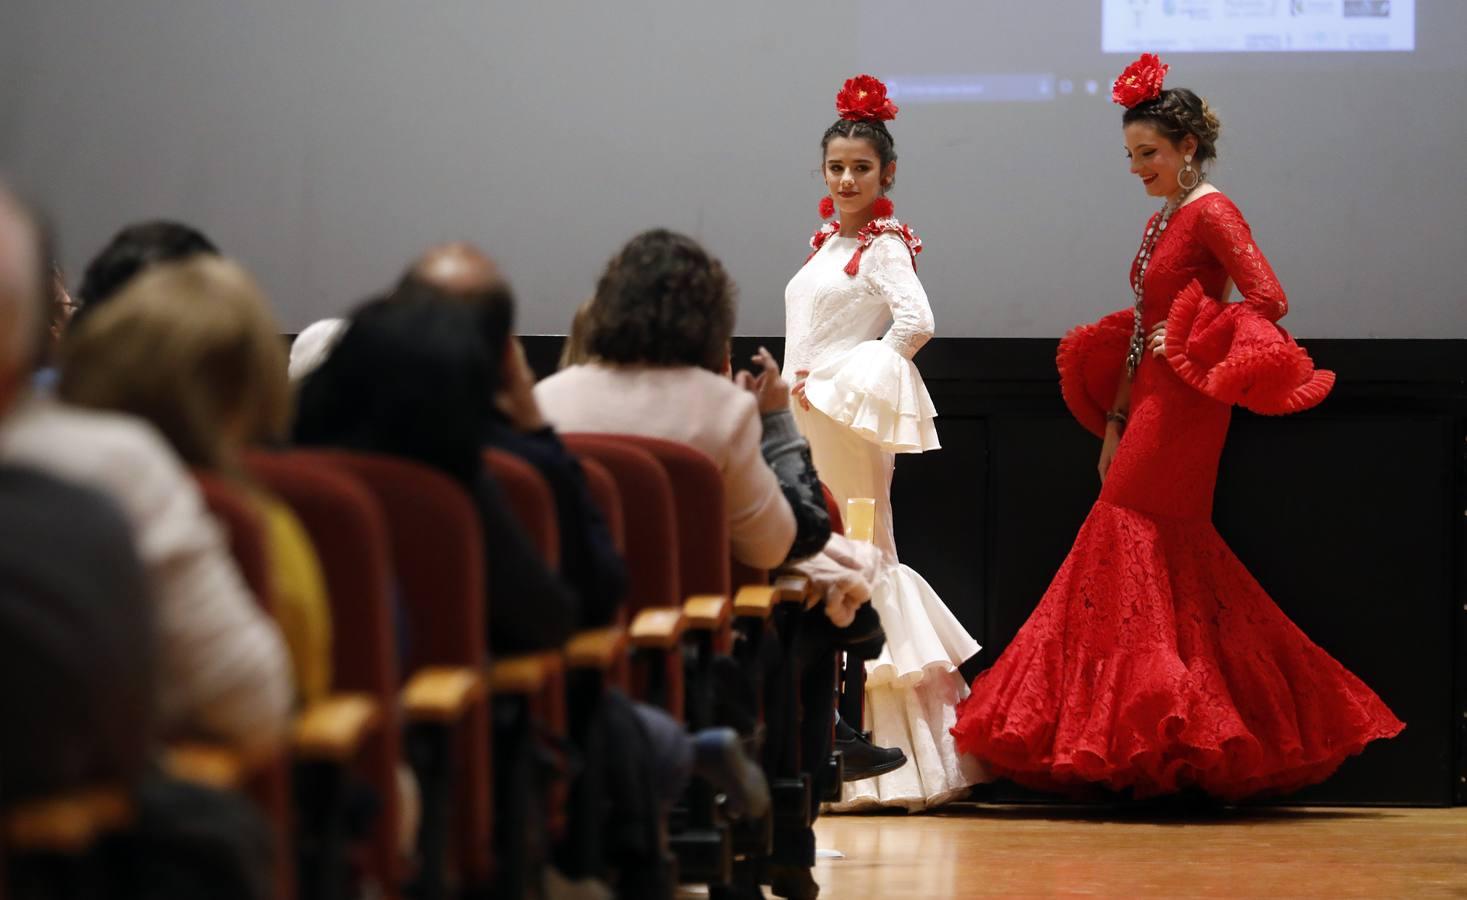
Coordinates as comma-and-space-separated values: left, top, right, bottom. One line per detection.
951, 193, 1403, 799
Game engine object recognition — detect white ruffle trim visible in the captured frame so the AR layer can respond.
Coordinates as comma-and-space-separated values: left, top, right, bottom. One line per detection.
801, 341, 940, 453
865, 563, 980, 690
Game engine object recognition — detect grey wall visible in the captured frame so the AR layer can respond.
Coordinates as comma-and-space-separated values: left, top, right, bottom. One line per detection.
2, 0, 1464, 338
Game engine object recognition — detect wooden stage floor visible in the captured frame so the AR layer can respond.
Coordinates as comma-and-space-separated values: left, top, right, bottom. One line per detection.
799, 804, 1467, 899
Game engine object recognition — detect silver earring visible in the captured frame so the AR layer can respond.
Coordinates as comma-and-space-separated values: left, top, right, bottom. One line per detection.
1177, 156, 1201, 191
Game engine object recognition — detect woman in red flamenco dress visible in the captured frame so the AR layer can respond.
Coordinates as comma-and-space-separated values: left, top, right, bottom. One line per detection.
950, 56, 1403, 800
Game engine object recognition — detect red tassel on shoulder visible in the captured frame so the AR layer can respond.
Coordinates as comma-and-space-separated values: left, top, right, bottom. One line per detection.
843, 247, 865, 277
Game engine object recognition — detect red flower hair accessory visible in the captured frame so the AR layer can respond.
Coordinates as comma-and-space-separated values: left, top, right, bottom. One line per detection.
836, 74, 899, 122
1111, 53, 1169, 108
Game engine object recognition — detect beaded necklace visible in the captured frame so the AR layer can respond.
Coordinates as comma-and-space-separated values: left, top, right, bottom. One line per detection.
1125, 180, 1205, 378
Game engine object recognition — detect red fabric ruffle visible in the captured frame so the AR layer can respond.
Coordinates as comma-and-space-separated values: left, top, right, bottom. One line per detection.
951, 501, 1404, 800
1164, 280, 1335, 415
1056, 309, 1133, 438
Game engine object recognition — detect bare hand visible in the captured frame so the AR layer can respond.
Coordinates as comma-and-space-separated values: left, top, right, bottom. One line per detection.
1148, 322, 1167, 358
790, 369, 811, 411
495, 337, 547, 432
1098, 422, 1122, 484
733, 346, 791, 414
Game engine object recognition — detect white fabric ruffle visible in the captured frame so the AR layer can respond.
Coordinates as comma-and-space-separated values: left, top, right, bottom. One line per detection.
827, 665, 989, 813
802, 341, 940, 454
825, 563, 985, 812
866, 563, 980, 690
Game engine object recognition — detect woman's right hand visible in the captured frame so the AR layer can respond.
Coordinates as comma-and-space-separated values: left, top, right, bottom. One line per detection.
1098, 422, 1122, 484
790, 369, 811, 411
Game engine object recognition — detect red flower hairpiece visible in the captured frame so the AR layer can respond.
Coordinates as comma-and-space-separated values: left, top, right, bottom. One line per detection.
1111, 53, 1169, 109
836, 74, 899, 122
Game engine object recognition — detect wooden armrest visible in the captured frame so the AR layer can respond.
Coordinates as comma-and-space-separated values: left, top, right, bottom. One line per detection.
682, 594, 731, 631
402, 666, 486, 724
489, 652, 556, 695
292, 694, 381, 762
629, 607, 687, 649
165, 743, 248, 790
565, 626, 628, 670
772, 573, 814, 605
4, 788, 132, 853
733, 585, 777, 620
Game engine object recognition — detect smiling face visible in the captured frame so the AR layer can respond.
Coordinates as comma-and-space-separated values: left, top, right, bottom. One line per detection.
824, 135, 895, 218
1124, 120, 1199, 200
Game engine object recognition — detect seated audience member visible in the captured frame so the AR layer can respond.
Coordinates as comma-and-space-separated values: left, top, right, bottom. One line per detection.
59, 256, 333, 706
394, 243, 625, 629
535, 229, 796, 570
288, 317, 347, 382
73, 219, 219, 322
0, 192, 290, 757
294, 294, 580, 656
0, 184, 156, 810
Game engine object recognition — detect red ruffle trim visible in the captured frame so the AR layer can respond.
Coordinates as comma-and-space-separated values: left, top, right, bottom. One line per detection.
1165, 280, 1335, 415
1056, 309, 1132, 438
1057, 286, 1335, 437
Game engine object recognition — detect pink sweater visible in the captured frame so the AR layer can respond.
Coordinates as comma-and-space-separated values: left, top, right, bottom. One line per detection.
535, 363, 796, 569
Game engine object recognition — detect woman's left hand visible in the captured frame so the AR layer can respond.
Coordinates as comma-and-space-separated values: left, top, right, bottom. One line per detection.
1148, 322, 1167, 358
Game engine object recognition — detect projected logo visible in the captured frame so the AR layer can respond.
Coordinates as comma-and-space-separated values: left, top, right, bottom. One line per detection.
1102, 0, 1414, 52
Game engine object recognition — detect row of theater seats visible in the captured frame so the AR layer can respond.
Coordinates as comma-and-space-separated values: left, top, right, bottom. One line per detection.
0, 432, 859, 900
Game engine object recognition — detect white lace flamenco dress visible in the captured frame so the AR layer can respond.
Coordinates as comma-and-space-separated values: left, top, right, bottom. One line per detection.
784, 221, 986, 811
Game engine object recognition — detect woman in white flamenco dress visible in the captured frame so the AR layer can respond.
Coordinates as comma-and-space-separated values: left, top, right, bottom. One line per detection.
785, 208, 986, 811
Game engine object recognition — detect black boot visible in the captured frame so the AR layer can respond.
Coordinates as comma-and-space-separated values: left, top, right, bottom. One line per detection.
833, 718, 907, 782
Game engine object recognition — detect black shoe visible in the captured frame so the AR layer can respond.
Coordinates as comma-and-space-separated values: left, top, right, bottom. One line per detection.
768, 863, 820, 899
834, 719, 907, 782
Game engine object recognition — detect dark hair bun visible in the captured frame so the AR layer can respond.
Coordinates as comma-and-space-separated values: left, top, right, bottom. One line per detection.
1123, 88, 1222, 163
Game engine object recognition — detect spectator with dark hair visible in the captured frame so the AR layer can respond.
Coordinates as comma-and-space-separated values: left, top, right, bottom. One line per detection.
536, 229, 797, 569
395, 242, 626, 631
295, 292, 579, 655
74, 219, 219, 319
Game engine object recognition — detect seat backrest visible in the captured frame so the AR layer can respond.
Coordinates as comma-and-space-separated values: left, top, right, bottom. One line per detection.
190, 469, 295, 900
297, 449, 493, 883
483, 449, 560, 567
611, 434, 730, 598
560, 434, 679, 615
578, 456, 624, 555
193, 470, 274, 613
242, 451, 402, 892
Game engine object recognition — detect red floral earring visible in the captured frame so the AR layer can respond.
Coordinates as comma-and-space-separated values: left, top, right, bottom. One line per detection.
873, 197, 894, 218
819, 196, 836, 219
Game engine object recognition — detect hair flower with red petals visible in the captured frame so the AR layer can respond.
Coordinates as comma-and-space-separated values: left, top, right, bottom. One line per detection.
836, 74, 899, 122
1111, 53, 1169, 108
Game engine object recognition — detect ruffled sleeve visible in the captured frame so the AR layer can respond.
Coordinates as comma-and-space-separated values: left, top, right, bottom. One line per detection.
801, 233, 940, 453
1056, 309, 1133, 438
1164, 279, 1334, 414
802, 341, 940, 453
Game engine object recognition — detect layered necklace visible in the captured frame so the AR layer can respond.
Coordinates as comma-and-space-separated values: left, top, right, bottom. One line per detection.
1125, 178, 1206, 378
